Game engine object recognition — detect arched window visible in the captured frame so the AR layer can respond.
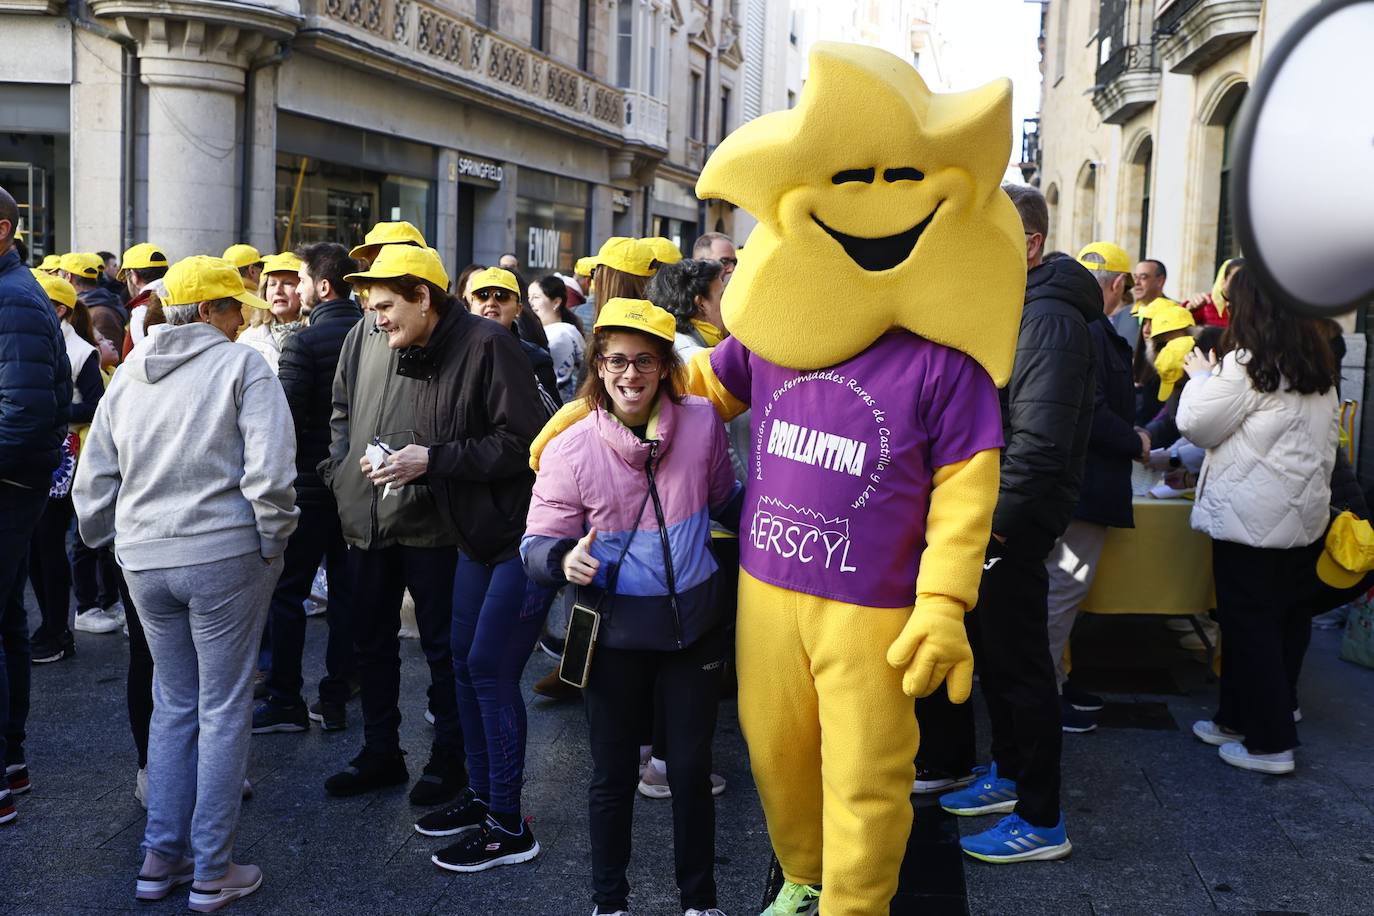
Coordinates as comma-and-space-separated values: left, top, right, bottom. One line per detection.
1215, 93, 1245, 270
1045, 182, 1060, 250
1074, 163, 1097, 250
1138, 141, 1152, 261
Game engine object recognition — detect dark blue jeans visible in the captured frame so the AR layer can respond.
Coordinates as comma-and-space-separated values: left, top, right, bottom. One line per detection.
451, 553, 552, 814
265, 502, 355, 707
1, 485, 48, 767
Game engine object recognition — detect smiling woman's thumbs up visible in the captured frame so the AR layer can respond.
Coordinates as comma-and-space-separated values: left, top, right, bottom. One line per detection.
561, 527, 602, 585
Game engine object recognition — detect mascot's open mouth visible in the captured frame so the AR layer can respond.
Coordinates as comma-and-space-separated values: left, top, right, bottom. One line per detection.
812, 204, 942, 272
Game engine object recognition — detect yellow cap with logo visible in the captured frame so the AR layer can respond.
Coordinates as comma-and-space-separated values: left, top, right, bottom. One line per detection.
38, 254, 62, 272
644, 237, 684, 266
118, 242, 170, 280
467, 267, 520, 297
222, 244, 264, 270
59, 252, 104, 280
1319, 511, 1374, 588
1076, 241, 1131, 275
163, 256, 271, 310
349, 221, 427, 261
594, 298, 677, 342
594, 237, 655, 277
344, 243, 450, 291
31, 269, 76, 308
1148, 302, 1196, 336
261, 251, 303, 275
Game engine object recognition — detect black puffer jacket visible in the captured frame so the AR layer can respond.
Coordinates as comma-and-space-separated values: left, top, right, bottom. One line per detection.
278, 298, 363, 507
1074, 315, 1140, 528
406, 306, 546, 564
0, 247, 71, 488
992, 256, 1099, 557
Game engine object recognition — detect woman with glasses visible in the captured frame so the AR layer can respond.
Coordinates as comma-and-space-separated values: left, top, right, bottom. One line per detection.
467, 268, 561, 414
522, 299, 742, 916
342, 250, 549, 873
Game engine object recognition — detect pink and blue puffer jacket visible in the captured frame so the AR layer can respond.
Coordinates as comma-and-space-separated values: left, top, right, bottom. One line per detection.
521, 394, 743, 651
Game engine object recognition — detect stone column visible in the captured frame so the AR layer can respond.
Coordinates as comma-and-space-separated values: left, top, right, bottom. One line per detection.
434, 149, 461, 282
93, 1, 297, 258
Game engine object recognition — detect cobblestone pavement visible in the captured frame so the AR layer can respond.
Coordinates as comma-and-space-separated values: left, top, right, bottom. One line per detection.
2, 603, 1370, 915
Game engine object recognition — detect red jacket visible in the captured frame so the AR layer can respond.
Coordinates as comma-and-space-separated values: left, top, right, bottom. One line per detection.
1189, 294, 1229, 328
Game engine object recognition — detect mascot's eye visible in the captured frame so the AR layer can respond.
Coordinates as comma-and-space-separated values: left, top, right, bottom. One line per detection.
883, 167, 925, 182
831, 168, 875, 185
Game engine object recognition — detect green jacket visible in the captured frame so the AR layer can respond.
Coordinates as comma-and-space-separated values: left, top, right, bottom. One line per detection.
319, 311, 455, 550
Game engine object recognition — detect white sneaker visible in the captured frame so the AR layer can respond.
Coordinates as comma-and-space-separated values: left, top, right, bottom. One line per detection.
1192, 719, 1245, 747
105, 600, 126, 627
135, 767, 148, 808
1219, 741, 1295, 775
637, 763, 726, 798
74, 607, 121, 634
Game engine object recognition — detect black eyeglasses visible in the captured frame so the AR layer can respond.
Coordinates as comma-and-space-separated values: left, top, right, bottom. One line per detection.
598, 354, 661, 374
473, 288, 514, 303
719, 256, 738, 267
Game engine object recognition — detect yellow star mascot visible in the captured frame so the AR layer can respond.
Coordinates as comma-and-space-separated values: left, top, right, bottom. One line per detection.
537, 42, 1025, 915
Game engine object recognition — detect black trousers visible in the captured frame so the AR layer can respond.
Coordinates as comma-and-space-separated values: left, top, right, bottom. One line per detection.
27, 494, 73, 642
1, 485, 47, 768
121, 571, 153, 768
265, 503, 355, 707
352, 545, 463, 757
585, 626, 726, 912
71, 537, 120, 611
915, 538, 1062, 826
1212, 538, 1321, 754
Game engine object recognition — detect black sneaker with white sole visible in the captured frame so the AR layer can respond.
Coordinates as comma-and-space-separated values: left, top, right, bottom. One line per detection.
414, 787, 489, 837
6, 763, 30, 795
1061, 682, 1105, 712
432, 815, 539, 872
912, 764, 983, 795
1060, 699, 1098, 734
308, 699, 347, 731
31, 634, 75, 664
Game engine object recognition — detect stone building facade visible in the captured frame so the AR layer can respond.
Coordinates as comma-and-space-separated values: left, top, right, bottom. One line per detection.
0, 0, 754, 277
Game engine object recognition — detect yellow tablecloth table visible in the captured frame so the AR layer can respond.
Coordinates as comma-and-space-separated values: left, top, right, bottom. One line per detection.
1082, 497, 1214, 615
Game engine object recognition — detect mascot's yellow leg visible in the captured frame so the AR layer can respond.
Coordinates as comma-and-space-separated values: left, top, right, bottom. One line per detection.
738, 570, 918, 916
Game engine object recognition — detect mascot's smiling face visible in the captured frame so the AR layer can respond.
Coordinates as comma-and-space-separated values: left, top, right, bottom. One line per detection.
697, 42, 1025, 383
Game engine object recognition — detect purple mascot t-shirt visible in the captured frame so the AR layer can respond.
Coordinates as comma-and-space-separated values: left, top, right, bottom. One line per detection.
711, 331, 1004, 608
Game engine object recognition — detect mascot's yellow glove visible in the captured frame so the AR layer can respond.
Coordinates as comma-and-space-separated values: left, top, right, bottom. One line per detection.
887, 596, 974, 701
886, 448, 999, 699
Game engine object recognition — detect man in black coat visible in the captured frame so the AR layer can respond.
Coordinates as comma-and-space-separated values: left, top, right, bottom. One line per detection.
0, 186, 71, 822
916, 184, 1096, 863
253, 243, 362, 734
1045, 243, 1149, 732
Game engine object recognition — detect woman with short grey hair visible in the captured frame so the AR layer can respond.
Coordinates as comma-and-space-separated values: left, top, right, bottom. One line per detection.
74, 255, 298, 913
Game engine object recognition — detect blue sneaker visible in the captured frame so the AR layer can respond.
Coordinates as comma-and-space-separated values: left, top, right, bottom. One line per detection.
960, 813, 1072, 863
939, 762, 1017, 816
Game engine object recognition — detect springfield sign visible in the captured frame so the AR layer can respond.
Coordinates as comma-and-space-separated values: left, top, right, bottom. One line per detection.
457, 156, 503, 185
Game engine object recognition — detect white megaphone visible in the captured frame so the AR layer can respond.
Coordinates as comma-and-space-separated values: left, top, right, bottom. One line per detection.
1231, 0, 1374, 318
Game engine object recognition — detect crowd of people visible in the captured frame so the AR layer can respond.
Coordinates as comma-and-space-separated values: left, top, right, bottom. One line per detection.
0, 173, 1359, 913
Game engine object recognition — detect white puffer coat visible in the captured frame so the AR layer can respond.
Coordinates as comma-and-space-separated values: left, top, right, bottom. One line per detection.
1177, 350, 1338, 548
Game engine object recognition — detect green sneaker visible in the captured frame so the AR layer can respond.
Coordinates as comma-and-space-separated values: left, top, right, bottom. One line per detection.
760, 881, 821, 916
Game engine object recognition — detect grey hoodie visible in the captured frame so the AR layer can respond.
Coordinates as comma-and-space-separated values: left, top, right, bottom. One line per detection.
73, 322, 299, 571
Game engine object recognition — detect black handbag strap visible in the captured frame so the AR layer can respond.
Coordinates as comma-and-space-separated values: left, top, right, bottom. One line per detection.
579, 479, 654, 615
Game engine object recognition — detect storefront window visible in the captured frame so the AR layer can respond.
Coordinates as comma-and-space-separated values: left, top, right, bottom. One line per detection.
516, 169, 589, 275
275, 152, 432, 253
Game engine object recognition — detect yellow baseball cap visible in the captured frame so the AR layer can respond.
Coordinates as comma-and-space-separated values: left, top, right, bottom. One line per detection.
1318, 511, 1374, 588
574, 256, 597, 277
344, 243, 450, 291
1148, 303, 1196, 336
118, 242, 170, 279
163, 255, 270, 310
468, 266, 521, 297
1077, 241, 1131, 275
1153, 336, 1197, 401
644, 237, 683, 266
38, 254, 62, 272
349, 221, 427, 261
594, 298, 676, 342
59, 252, 104, 281
261, 251, 303, 275
594, 237, 655, 277
222, 244, 264, 270
31, 269, 76, 308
